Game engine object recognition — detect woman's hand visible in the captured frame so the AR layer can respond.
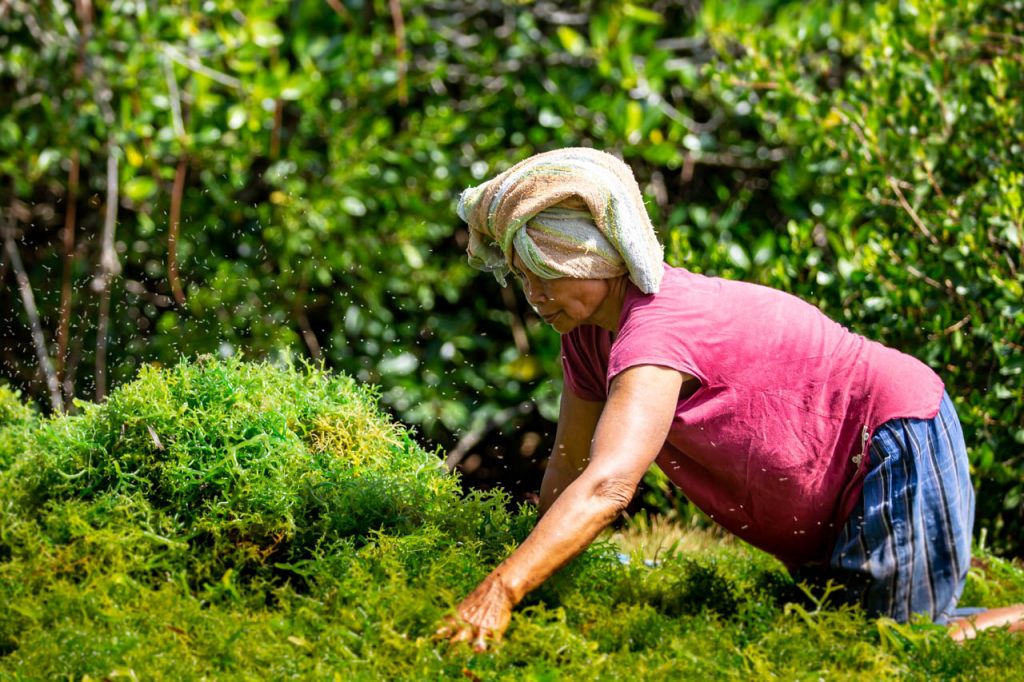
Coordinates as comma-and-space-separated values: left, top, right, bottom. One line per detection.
435, 574, 514, 651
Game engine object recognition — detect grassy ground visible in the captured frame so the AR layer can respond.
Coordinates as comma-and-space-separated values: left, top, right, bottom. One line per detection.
1, 359, 1022, 680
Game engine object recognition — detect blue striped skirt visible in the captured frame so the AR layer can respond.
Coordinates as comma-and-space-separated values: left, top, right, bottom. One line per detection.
823, 390, 976, 623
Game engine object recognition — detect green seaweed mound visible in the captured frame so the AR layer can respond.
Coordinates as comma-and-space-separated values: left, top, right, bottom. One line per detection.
0, 383, 37, 470
0, 357, 521, 587
2, 359, 1022, 680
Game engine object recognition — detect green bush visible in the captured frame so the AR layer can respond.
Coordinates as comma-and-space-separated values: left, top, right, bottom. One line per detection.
696, 0, 1024, 554
1, 358, 1022, 678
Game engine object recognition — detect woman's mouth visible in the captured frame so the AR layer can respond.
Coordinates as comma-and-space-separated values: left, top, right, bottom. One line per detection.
540, 311, 560, 323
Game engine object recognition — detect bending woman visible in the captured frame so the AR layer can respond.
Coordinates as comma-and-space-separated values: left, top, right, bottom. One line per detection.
438, 147, 1024, 650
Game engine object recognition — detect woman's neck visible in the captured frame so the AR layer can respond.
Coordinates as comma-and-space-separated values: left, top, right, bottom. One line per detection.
588, 275, 629, 333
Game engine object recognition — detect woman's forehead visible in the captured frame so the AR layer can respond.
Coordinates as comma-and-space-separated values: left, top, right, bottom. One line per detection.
510, 250, 528, 273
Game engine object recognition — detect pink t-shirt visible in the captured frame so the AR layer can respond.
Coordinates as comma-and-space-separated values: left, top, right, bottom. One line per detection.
561, 264, 944, 567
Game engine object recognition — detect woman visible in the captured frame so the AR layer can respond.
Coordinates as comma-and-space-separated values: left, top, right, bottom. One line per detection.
437, 147, 1024, 650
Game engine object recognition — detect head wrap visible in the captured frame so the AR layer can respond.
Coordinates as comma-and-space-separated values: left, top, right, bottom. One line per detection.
456, 147, 664, 293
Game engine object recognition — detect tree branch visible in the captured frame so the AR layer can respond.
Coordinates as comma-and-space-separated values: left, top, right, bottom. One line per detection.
2, 223, 65, 412
296, 308, 323, 362
56, 149, 80, 392
887, 175, 941, 246
388, 0, 409, 105
324, 0, 352, 21
162, 44, 242, 89
164, 58, 186, 140
445, 401, 535, 470
57, 0, 92, 405
0, 246, 8, 294
499, 283, 530, 356
168, 155, 188, 306
93, 146, 121, 401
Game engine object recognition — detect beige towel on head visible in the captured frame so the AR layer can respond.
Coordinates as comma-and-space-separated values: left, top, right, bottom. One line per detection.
456, 147, 664, 293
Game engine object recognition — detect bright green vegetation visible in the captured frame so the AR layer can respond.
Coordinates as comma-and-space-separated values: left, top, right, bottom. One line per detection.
1, 360, 1022, 679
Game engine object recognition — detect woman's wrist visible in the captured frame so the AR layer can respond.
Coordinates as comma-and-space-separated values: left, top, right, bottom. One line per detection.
486, 565, 526, 606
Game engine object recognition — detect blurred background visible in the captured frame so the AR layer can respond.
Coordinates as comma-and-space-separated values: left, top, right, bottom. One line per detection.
1, 0, 1022, 555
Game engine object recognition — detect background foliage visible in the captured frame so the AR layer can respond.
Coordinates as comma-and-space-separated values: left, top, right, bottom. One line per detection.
1, 0, 1022, 553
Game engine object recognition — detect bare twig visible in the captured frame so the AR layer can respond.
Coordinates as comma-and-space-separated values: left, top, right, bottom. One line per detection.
162, 45, 242, 89
654, 37, 708, 52
270, 98, 283, 158
887, 176, 941, 246
500, 284, 530, 355
54, 0, 79, 39
168, 155, 188, 306
728, 79, 779, 91
2, 223, 65, 412
123, 279, 174, 307
631, 73, 723, 134
289, 274, 322, 361
929, 315, 971, 340
923, 161, 944, 198
388, 0, 409, 105
729, 77, 821, 105
684, 148, 785, 170
93, 147, 121, 401
296, 306, 323, 362
63, 315, 85, 411
324, 0, 351, 21
831, 104, 875, 162
57, 0, 92, 404
21, 7, 56, 46
886, 249, 960, 299
267, 45, 283, 158
445, 401, 535, 470
164, 58, 186, 140
74, 0, 93, 81
56, 149, 80, 389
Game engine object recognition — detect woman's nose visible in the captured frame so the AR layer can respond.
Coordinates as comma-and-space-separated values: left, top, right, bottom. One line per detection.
522, 276, 546, 304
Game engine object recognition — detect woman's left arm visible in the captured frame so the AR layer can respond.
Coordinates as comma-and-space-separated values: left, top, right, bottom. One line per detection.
438, 364, 684, 651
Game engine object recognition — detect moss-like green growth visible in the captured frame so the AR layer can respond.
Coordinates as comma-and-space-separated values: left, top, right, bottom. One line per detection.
0, 382, 37, 471
1, 358, 1022, 679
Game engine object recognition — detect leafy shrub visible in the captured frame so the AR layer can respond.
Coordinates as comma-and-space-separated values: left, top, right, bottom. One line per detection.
696, 0, 1024, 553
1, 358, 1022, 678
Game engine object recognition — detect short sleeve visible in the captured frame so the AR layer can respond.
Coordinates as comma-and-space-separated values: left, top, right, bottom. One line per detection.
606, 291, 705, 387
560, 326, 611, 402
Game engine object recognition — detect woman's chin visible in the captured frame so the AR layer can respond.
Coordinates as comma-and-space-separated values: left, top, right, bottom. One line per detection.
547, 316, 576, 334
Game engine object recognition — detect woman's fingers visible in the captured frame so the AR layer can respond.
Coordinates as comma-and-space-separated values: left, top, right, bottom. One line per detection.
435, 575, 513, 651
472, 628, 492, 652
449, 625, 474, 644
433, 615, 497, 651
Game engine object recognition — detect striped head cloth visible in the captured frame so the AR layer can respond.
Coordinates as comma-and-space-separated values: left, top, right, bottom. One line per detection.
456, 147, 664, 294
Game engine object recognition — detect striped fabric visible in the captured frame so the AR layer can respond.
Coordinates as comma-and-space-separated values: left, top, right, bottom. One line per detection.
822, 391, 975, 624
456, 147, 665, 294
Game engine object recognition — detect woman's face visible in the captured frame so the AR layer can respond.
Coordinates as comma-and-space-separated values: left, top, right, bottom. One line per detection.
510, 253, 611, 334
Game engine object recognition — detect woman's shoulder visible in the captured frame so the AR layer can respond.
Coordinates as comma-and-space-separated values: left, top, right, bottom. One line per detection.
623, 263, 713, 315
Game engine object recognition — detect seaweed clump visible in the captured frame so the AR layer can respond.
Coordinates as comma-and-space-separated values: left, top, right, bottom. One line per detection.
1, 358, 1022, 680
1, 357, 521, 588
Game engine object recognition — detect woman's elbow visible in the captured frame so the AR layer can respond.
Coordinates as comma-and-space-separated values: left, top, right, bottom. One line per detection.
590, 476, 637, 514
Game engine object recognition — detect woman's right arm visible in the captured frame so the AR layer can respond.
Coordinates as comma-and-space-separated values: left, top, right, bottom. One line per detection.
538, 388, 604, 518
